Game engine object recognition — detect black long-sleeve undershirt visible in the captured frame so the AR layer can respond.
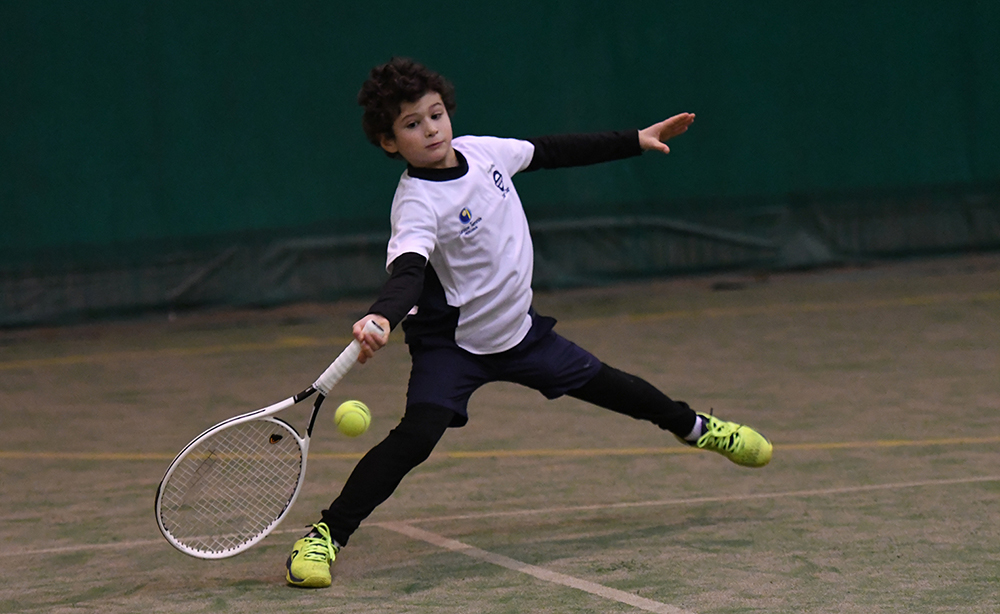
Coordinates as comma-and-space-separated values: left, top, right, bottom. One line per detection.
366, 130, 643, 327
366, 252, 426, 330
524, 130, 642, 171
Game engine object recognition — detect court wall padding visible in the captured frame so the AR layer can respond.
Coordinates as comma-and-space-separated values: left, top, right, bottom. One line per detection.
2, 2, 999, 325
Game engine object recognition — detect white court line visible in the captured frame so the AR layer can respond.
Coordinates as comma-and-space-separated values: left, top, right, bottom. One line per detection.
388, 474, 1000, 525
0, 540, 164, 557
370, 476, 1000, 614
378, 521, 695, 614
4, 475, 998, 559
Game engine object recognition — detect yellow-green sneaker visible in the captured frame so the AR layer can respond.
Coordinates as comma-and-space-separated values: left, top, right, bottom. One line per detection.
686, 411, 772, 468
285, 522, 338, 588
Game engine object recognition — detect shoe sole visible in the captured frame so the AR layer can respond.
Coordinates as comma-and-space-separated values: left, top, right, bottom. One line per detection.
286, 573, 331, 589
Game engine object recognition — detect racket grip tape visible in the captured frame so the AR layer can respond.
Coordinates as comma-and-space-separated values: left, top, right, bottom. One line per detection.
313, 320, 384, 395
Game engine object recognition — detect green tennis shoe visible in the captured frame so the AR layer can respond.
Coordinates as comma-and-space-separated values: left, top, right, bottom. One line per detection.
286, 522, 339, 588
685, 411, 772, 468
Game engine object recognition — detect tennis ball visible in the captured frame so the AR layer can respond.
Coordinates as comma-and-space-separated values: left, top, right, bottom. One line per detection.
334, 400, 370, 437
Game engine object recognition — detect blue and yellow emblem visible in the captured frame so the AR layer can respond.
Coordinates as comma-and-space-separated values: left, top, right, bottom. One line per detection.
459, 208, 472, 224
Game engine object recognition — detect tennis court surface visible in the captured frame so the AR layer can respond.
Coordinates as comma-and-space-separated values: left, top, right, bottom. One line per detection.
2, 254, 998, 613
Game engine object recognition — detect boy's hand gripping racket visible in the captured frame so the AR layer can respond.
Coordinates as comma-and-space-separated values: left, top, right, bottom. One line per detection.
154, 321, 383, 559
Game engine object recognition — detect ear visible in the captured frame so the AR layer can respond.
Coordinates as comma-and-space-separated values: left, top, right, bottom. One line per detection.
379, 134, 399, 155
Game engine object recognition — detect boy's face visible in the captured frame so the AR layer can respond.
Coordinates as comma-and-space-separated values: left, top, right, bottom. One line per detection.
380, 92, 457, 169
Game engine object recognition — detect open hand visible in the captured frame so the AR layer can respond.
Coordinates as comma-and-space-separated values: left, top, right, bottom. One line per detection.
638, 112, 695, 154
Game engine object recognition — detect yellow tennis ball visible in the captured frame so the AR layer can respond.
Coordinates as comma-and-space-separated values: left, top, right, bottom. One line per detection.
334, 400, 370, 437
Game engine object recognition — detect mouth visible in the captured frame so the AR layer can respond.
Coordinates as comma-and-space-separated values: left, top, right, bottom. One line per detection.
426, 141, 444, 150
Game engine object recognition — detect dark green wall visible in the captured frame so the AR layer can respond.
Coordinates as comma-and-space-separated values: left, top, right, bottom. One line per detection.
2, 1, 998, 257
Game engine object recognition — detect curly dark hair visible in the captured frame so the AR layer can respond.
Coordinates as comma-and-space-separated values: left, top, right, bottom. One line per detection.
358, 58, 457, 153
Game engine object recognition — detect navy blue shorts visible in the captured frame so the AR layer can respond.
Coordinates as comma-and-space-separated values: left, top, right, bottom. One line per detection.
405, 313, 601, 427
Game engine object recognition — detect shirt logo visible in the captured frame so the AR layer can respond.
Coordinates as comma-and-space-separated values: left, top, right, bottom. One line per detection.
492, 170, 510, 197
459, 207, 482, 238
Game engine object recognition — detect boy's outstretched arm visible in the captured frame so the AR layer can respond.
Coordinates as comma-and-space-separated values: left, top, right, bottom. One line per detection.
638, 113, 695, 154
523, 112, 695, 173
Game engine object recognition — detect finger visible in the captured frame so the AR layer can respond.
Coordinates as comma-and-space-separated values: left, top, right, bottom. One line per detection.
660, 122, 691, 141
353, 322, 367, 343
372, 323, 390, 346
670, 126, 687, 138
668, 114, 694, 129
368, 331, 386, 349
664, 113, 695, 132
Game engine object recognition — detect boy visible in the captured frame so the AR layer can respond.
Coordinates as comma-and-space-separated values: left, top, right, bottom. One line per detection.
285, 58, 772, 588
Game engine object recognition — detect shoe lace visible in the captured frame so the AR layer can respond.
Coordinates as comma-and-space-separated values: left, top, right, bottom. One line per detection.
300, 523, 337, 562
696, 415, 745, 455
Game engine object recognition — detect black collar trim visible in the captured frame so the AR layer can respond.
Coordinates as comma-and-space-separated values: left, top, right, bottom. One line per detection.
407, 150, 468, 182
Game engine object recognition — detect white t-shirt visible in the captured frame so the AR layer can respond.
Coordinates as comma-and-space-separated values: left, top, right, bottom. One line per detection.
385, 135, 536, 354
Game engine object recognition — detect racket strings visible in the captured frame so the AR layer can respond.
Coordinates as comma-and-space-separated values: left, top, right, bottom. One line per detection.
158, 419, 303, 555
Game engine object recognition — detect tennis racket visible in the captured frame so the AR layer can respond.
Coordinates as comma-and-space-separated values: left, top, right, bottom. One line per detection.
154, 320, 383, 559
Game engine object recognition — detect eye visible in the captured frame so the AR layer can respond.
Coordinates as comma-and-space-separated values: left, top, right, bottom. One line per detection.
405, 120, 419, 130
431, 112, 442, 120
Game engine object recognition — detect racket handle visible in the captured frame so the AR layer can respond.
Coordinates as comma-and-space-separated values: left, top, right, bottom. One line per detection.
313, 320, 384, 395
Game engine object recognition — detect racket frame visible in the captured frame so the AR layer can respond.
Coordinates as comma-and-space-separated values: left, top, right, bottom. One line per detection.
154, 387, 321, 559
155, 320, 382, 559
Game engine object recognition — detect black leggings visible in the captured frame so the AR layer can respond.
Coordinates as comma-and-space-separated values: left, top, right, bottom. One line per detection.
567, 363, 697, 435
320, 402, 454, 546
320, 363, 696, 545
